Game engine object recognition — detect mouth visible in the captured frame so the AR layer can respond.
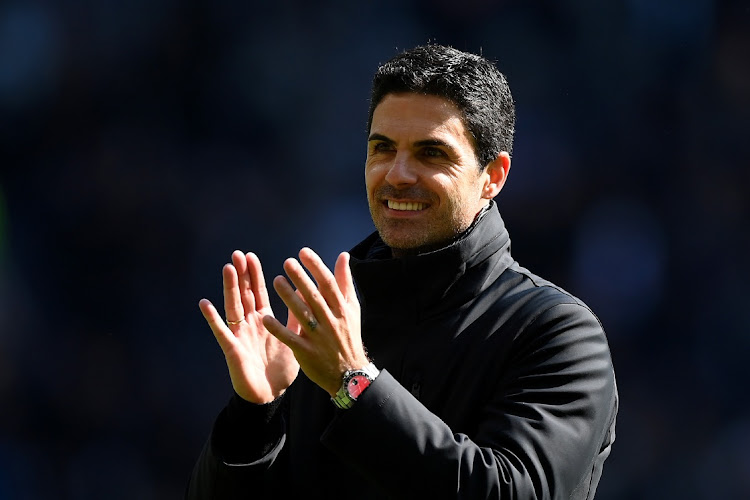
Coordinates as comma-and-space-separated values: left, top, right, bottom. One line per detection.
386, 200, 428, 211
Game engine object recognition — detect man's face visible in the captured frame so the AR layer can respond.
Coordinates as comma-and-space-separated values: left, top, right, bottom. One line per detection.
365, 93, 490, 255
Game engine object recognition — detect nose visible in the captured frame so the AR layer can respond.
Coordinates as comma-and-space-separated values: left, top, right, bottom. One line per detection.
384, 152, 418, 187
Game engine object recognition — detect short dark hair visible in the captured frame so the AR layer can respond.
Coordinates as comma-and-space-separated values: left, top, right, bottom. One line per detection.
368, 44, 516, 168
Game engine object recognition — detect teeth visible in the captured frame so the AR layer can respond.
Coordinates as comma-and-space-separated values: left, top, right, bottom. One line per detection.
388, 200, 425, 211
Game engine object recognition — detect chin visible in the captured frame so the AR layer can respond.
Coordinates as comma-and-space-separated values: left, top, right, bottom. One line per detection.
380, 233, 418, 251
381, 232, 446, 256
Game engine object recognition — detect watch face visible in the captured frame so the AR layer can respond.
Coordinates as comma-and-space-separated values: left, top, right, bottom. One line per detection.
347, 375, 371, 399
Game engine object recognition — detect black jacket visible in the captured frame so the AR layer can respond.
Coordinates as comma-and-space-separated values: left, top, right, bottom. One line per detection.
187, 203, 618, 499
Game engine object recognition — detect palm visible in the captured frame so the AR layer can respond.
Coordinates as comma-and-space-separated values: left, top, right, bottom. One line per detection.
199, 251, 299, 404
225, 303, 299, 403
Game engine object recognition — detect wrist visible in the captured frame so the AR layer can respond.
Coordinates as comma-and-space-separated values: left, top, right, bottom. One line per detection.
331, 362, 379, 410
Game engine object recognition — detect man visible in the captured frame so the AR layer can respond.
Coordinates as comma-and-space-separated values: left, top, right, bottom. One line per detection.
187, 44, 617, 499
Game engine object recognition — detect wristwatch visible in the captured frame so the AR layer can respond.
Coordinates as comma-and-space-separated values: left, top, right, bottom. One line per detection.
331, 362, 380, 410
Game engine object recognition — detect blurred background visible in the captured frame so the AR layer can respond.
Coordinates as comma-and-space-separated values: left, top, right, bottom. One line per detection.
1, 0, 748, 498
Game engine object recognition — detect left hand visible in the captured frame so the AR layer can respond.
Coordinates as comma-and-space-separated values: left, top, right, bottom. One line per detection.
262, 248, 369, 397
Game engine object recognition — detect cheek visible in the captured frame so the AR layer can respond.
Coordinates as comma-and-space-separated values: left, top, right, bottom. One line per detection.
364, 170, 375, 192
442, 180, 477, 212
365, 164, 385, 189
430, 176, 461, 202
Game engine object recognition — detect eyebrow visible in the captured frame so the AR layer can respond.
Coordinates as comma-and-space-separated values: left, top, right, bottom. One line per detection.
367, 133, 394, 143
367, 133, 454, 150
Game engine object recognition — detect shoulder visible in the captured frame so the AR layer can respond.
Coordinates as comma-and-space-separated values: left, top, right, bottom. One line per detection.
490, 265, 616, 400
481, 262, 607, 353
503, 262, 598, 319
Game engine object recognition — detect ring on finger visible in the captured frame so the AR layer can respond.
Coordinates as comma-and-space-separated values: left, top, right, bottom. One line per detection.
226, 317, 245, 326
307, 318, 318, 331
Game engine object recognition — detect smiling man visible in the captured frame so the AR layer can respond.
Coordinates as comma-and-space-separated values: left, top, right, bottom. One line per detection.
366, 93, 509, 255
187, 45, 617, 499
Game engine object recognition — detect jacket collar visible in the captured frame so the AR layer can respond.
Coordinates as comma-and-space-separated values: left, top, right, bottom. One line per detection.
349, 201, 514, 318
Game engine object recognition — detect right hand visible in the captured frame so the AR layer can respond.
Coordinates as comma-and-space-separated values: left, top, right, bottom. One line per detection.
199, 251, 300, 404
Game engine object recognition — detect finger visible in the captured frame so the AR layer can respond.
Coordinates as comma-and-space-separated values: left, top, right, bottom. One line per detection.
286, 308, 301, 334
247, 252, 271, 311
298, 247, 345, 315
199, 298, 237, 352
263, 315, 304, 351
334, 252, 356, 303
285, 290, 305, 334
272, 274, 321, 334
222, 264, 245, 324
282, 257, 335, 323
232, 250, 256, 313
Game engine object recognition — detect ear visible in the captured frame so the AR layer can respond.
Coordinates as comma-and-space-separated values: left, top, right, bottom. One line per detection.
481, 152, 511, 199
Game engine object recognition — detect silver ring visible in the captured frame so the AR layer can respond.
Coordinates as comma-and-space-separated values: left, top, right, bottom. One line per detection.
307, 319, 318, 331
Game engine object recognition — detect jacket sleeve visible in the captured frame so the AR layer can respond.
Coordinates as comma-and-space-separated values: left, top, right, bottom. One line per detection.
185, 393, 288, 499
320, 302, 618, 500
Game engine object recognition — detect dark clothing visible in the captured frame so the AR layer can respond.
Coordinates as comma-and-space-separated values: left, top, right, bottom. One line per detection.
187, 202, 618, 499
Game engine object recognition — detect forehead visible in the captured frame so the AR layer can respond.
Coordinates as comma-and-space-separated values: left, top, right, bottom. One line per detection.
370, 93, 474, 147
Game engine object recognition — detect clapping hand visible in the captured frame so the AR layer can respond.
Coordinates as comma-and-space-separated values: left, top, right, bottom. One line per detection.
199, 251, 300, 404
263, 248, 369, 397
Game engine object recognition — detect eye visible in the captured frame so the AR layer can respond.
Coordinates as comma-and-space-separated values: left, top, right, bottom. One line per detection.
422, 146, 445, 158
371, 142, 394, 153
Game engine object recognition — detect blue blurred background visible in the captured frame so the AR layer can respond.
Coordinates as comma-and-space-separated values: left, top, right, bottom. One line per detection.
1, 0, 748, 498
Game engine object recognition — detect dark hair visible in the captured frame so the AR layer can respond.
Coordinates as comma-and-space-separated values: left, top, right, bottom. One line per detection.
368, 44, 516, 168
